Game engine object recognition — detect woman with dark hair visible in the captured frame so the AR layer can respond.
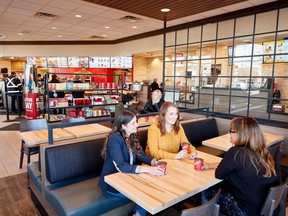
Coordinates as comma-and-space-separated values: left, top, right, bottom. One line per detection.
98, 110, 164, 216
201, 117, 279, 216
146, 101, 197, 160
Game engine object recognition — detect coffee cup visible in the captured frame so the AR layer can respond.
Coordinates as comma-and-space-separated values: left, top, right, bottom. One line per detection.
157, 161, 167, 174
194, 158, 204, 170
181, 143, 190, 151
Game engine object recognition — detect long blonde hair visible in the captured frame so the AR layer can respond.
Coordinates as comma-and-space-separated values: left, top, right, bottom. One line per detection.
157, 102, 180, 136
230, 117, 276, 177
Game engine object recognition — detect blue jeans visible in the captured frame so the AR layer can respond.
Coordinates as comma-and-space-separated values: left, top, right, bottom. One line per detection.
202, 189, 248, 216
107, 191, 147, 216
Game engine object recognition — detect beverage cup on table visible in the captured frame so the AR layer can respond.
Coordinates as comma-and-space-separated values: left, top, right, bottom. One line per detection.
181, 142, 190, 152
157, 161, 167, 174
145, 116, 149, 122
194, 158, 204, 170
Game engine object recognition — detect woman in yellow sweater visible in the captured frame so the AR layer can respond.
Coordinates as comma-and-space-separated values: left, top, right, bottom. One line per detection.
146, 102, 197, 160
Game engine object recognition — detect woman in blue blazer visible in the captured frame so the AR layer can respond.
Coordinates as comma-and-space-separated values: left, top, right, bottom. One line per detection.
98, 110, 164, 216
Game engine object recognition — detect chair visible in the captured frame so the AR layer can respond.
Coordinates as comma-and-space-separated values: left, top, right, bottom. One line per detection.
180, 189, 221, 216
260, 178, 288, 216
19, 119, 48, 169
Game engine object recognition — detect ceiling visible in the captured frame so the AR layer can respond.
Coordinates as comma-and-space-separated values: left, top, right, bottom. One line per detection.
0, 0, 278, 43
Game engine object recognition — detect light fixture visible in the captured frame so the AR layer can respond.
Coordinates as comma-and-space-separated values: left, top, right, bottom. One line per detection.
18, 32, 24, 36
102, 34, 107, 37
52, 27, 58, 30
161, 8, 170, 12
58, 35, 63, 38
132, 26, 137, 29
75, 14, 82, 18
105, 26, 110, 29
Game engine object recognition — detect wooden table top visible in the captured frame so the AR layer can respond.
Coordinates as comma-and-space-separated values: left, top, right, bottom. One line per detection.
60, 123, 112, 138
137, 116, 157, 127
202, 132, 284, 152
18, 128, 75, 146
105, 151, 222, 214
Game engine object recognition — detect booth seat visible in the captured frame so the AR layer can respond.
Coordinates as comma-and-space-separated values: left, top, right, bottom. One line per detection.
27, 117, 224, 216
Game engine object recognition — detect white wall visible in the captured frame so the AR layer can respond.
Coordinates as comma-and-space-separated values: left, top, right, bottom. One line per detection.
0, 35, 163, 57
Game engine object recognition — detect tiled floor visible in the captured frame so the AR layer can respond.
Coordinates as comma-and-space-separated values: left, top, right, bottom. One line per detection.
0, 113, 37, 178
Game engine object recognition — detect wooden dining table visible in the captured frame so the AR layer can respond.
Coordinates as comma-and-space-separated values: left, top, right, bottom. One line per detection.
18, 128, 76, 147
137, 116, 157, 127
105, 151, 222, 215
202, 132, 284, 152
63, 123, 111, 138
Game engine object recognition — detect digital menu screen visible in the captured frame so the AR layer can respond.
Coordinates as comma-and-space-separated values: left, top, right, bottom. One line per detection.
111, 56, 132, 68
68, 56, 89, 68
26, 57, 48, 67
263, 40, 288, 63
89, 57, 110, 68
47, 57, 68, 67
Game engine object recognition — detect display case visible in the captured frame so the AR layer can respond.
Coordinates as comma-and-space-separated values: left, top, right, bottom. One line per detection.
44, 72, 123, 122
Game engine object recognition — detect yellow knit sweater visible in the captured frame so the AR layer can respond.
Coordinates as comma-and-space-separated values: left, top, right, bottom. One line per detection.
145, 122, 196, 159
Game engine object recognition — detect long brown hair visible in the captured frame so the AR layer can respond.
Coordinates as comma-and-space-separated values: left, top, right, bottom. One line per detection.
230, 117, 276, 177
101, 110, 142, 159
157, 101, 180, 136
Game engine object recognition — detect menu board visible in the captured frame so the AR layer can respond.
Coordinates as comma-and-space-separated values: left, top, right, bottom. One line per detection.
68, 57, 89, 68
263, 40, 288, 63
47, 57, 68, 67
89, 57, 110, 68
111, 56, 132, 68
26, 57, 48, 67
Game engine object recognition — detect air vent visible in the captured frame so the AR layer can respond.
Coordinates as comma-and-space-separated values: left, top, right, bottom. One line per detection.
119, 15, 141, 23
90, 35, 104, 39
34, 12, 58, 20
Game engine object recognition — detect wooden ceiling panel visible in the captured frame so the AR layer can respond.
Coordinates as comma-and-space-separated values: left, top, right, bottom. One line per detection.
83, 0, 249, 21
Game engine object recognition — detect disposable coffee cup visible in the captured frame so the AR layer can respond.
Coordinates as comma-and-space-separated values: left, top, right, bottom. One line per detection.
181, 143, 190, 151
157, 161, 167, 174
194, 158, 204, 170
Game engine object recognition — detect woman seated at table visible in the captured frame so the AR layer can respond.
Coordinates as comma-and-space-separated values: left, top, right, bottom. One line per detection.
98, 110, 164, 216
115, 93, 138, 117
201, 117, 279, 216
141, 89, 165, 113
146, 101, 197, 160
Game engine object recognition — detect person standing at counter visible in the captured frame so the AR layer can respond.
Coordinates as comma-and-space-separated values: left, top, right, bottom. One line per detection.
146, 101, 197, 160
201, 117, 279, 216
115, 93, 138, 117
98, 110, 164, 216
150, 78, 159, 92
6, 71, 23, 113
141, 89, 165, 113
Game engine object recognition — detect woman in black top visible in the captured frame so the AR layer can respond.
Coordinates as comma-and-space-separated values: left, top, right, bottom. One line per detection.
202, 117, 279, 216
142, 89, 165, 113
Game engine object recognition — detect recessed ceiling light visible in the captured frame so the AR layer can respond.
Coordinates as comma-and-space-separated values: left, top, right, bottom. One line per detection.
161, 8, 170, 12
52, 27, 58, 30
102, 34, 107, 37
0, 35, 7, 39
18, 32, 24, 36
132, 26, 137, 29
75, 14, 82, 18
58, 35, 63, 38
105, 26, 110, 29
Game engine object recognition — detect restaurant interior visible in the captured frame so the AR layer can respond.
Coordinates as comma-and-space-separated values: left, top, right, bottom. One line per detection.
0, 0, 288, 215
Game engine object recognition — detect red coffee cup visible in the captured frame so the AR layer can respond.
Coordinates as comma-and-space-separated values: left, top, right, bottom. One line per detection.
157, 161, 167, 174
145, 116, 149, 122
194, 158, 204, 170
181, 143, 190, 151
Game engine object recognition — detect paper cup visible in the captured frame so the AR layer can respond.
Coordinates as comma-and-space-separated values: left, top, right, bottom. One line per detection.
194, 158, 204, 170
157, 161, 167, 174
181, 143, 190, 151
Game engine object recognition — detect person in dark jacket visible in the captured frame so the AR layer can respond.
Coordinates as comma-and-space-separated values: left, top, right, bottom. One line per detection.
150, 78, 159, 92
98, 110, 164, 216
72, 75, 84, 98
201, 117, 279, 216
6, 71, 23, 113
115, 93, 138, 117
142, 89, 165, 113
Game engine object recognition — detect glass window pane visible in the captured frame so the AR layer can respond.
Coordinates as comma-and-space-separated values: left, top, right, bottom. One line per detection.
203, 23, 217, 41
166, 32, 175, 46
255, 11, 277, 34
274, 64, 288, 76
279, 8, 288, 31
202, 42, 215, 58
198, 93, 212, 108
235, 15, 254, 37
188, 43, 201, 59
218, 20, 234, 39
251, 57, 264, 76
187, 60, 200, 76
216, 59, 230, 77
217, 39, 233, 58
249, 98, 269, 119
230, 96, 248, 116
165, 47, 175, 59
189, 26, 201, 43
164, 62, 174, 76
176, 29, 188, 45
213, 95, 229, 113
